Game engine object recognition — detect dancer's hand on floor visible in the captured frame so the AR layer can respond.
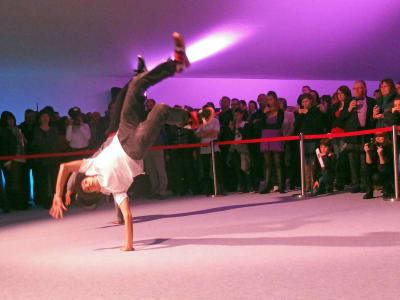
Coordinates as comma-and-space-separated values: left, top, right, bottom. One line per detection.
49, 194, 68, 219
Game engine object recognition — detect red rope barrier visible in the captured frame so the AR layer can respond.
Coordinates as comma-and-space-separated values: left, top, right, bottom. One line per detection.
0, 126, 398, 161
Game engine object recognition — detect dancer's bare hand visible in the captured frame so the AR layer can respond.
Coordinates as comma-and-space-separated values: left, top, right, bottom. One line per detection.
49, 194, 68, 219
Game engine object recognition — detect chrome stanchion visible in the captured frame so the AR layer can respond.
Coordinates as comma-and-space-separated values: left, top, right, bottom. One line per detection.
210, 140, 220, 197
387, 125, 399, 202
293, 133, 307, 198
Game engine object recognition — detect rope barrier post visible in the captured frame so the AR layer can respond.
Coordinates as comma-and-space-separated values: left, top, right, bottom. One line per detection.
387, 125, 399, 202
293, 133, 307, 198
210, 140, 219, 198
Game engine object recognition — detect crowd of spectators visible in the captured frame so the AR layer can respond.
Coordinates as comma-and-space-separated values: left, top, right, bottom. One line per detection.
1, 79, 400, 213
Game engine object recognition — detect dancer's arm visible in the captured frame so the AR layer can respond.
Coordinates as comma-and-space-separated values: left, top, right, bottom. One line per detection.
49, 160, 83, 219
119, 197, 133, 251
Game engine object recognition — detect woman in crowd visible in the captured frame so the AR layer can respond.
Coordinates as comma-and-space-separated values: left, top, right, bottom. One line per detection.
259, 91, 285, 193
375, 78, 397, 128
294, 93, 325, 193
0, 111, 29, 212
31, 109, 60, 208
279, 98, 297, 190
228, 108, 252, 193
330, 86, 352, 190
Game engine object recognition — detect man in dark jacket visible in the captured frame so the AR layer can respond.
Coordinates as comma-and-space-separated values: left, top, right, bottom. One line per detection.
339, 81, 376, 193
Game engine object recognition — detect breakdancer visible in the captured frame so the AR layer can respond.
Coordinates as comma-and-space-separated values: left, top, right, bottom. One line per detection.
49, 33, 215, 251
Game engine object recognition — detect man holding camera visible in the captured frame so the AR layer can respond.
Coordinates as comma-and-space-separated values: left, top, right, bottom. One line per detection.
340, 81, 376, 193
363, 133, 394, 199
66, 107, 91, 153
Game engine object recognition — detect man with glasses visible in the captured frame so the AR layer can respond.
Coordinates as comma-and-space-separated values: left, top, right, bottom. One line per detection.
342, 81, 376, 193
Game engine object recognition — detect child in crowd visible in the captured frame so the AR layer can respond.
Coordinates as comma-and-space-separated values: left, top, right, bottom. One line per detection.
312, 139, 336, 196
227, 108, 252, 193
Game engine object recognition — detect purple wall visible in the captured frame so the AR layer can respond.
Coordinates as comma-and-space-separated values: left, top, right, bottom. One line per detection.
1, 75, 379, 123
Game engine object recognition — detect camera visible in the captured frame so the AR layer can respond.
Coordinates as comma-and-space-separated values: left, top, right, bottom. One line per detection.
368, 137, 377, 151
68, 107, 82, 126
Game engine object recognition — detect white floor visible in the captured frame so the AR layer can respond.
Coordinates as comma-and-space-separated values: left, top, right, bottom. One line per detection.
1, 192, 400, 300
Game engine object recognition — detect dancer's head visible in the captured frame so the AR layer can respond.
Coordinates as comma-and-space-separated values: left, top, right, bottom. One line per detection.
75, 173, 101, 194
74, 173, 103, 208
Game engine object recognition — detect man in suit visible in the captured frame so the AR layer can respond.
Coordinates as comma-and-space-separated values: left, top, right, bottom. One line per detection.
340, 80, 376, 193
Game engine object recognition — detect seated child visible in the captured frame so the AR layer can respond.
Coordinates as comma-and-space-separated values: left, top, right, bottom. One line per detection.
312, 139, 336, 196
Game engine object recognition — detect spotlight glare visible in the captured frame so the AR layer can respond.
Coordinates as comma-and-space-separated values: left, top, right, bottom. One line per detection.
186, 31, 245, 63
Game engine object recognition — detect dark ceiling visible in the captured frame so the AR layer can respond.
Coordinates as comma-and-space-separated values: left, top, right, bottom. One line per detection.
1, 0, 400, 80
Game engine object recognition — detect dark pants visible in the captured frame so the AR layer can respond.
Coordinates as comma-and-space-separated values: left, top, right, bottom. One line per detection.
284, 140, 300, 188
219, 145, 237, 192
2, 162, 30, 210
117, 61, 190, 160
248, 143, 263, 191
200, 152, 224, 195
346, 143, 367, 190
316, 169, 334, 193
33, 162, 58, 208
167, 148, 199, 195
365, 165, 394, 196
230, 149, 251, 192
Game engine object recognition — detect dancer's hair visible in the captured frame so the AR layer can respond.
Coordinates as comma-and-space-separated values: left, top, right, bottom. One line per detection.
74, 172, 103, 208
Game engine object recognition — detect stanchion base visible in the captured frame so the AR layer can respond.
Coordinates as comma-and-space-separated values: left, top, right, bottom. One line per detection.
292, 193, 308, 199
211, 194, 226, 198
384, 197, 399, 202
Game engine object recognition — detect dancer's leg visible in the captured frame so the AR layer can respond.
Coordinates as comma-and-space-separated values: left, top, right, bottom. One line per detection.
119, 60, 177, 132
121, 104, 190, 159
105, 82, 130, 136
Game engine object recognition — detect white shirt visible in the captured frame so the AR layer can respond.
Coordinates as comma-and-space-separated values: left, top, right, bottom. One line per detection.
356, 98, 367, 128
196, 118, 220, 154
66, 123, 91, 149
79, 134, 144, 206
